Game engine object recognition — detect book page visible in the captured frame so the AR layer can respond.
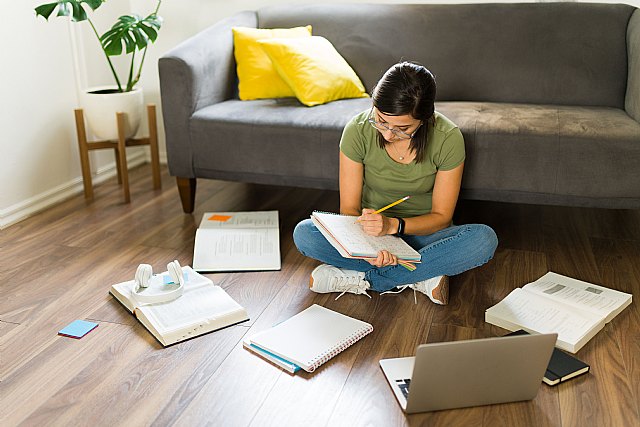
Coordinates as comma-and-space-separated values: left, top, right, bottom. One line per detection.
486, 288, 602, 346
193, 211, 281, 271
193, 227, 281, 271
198, 211, 278, 229
523, 272, 632, 321
311, 212, 420, 260
111, 266, 210, 312
139, 285, 244, 333
311, 216, 359, 259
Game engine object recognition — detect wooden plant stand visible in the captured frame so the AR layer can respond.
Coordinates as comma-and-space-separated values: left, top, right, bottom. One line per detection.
74, 104, 161, 203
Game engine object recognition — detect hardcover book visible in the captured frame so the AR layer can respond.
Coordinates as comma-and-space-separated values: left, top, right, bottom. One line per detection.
487, 272, 632, 353
507, 330, 590, 385
110, 266, 249, 346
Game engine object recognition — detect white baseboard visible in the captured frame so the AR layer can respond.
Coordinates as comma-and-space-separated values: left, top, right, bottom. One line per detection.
0, 152, 151, 230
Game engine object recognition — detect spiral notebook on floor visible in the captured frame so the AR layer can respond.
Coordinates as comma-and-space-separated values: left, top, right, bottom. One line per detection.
245, 304, 373, 373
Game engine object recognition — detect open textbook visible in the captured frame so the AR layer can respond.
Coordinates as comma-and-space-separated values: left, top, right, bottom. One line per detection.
110, 266, 249, 346
486, 272, 632, 353
193, 211, 281, 272
311, 211, 420, 269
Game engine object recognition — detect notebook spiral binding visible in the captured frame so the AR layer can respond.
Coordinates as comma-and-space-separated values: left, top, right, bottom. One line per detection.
312, 210, 343, 215
307, 324, 374, 371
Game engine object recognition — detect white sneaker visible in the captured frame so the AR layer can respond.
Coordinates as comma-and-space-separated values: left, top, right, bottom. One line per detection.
411, 275, 449, 305
382, 275, 449, 305
309, 264, 372, 300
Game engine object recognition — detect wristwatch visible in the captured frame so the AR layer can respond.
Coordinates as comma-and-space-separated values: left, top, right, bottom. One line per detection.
394, 217, 405, 236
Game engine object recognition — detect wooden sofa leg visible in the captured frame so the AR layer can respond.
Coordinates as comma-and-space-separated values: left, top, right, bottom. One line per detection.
176, 177, 196, 213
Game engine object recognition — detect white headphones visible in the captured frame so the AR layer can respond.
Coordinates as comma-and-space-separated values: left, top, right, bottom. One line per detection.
132, 260, 185, 304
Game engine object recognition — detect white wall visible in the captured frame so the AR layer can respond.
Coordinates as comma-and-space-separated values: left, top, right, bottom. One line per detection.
1, 0, 638, 228
1, 2, 81, 227
0, 0, 147, 228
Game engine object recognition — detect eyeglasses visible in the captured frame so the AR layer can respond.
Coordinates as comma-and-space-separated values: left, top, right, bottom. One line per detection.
367, 108, 422, 140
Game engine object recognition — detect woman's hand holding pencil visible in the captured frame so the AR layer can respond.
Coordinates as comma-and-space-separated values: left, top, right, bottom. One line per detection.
357, 196, 410, 237
357, 196, 415, 270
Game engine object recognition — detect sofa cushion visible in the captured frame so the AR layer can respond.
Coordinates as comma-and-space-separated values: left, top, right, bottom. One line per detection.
438, 102, 640, 204
192, 99, 640, 204
258, 36, 368, 106
190, 98, 372, 188
626, 9, 640, 122
257, 3, 634, 108
232, 25, 312, 100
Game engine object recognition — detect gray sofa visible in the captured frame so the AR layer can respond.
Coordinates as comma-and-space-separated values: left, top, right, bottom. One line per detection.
159, 3, 640, 213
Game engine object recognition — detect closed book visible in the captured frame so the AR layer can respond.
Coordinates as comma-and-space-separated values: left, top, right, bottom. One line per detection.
246, 304, 373, 373
242, 337, 301, 374
506, 330, 590, 386
544, 347, 590, 385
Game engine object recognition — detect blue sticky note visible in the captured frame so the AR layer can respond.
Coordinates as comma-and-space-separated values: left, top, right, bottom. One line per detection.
58, 320, 98, 339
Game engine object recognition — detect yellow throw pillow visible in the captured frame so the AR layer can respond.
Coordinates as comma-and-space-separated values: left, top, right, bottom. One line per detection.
258, 36, 369, 107
232, 26, 312, 100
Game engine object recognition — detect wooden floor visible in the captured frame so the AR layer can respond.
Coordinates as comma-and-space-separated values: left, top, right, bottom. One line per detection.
1, 164, 639, 427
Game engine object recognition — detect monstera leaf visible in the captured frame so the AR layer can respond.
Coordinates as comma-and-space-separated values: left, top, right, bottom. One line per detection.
35, 0, 103, 22
34, 0, 163, 92
101, 13, 163, 56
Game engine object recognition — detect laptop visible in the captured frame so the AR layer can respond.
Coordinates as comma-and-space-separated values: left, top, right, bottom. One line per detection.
379, 333, 557, 413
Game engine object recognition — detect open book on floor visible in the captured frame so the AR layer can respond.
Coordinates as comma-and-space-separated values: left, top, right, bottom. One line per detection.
110, 265, 249, 346
244, 304, 373, 373
486, 272, 632, 353
193, 211, 281, 272
311, 211, 420, 270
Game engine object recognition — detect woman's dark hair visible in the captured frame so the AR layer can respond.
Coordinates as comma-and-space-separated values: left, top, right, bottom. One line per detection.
371, 61, 436, 163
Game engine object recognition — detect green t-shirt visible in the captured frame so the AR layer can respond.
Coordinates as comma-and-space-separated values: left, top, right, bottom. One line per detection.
339, 110, 465, 217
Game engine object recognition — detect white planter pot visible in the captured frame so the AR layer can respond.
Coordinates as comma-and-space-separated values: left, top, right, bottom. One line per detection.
80, 86, 144, 141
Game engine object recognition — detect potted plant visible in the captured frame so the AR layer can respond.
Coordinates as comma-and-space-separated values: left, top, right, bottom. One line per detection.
35, 0, 163, 140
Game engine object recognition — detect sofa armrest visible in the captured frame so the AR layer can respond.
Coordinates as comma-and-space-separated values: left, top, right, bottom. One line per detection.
626, 9, 640, 123
159, 11, 257, 178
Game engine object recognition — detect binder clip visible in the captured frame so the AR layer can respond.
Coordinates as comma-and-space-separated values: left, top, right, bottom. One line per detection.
132, 260, 185, 304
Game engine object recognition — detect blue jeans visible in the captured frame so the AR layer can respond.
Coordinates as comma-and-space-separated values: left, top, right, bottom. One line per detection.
293, 219, 498, 292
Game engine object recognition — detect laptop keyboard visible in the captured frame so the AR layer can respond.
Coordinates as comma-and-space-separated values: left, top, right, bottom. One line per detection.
395, 378, 411, 399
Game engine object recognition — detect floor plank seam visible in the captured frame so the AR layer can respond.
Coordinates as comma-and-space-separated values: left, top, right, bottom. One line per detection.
85, 318, 131, 326
246, 371, 285, 427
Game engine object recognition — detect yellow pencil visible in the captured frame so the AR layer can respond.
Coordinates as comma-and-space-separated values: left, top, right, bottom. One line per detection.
373, 196, 410, 214
356, 196, 410, 222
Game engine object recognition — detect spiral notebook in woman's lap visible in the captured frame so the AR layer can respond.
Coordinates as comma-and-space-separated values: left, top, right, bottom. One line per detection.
310, 211, 421, 262
245, 304, 373, 373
